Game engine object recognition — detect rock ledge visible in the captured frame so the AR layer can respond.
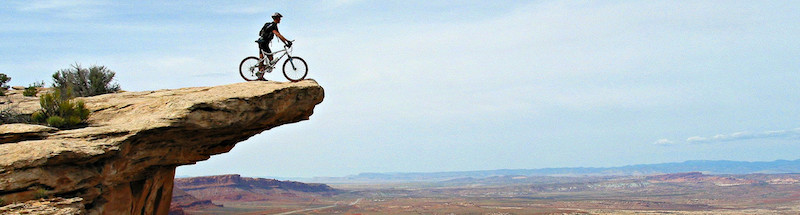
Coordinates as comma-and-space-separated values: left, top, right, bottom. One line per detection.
0, 80, 324, 214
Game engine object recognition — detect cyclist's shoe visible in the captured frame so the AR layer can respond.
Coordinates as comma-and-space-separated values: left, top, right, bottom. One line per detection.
256, 71, 266, 81
257, 77, 268, 81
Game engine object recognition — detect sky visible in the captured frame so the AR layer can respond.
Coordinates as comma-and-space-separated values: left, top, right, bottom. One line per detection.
2, 1, 800, 178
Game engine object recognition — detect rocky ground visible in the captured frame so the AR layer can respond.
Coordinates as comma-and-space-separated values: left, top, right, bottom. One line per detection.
0, 197, 84, 215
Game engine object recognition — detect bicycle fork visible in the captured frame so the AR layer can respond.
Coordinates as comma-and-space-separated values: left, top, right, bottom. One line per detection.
286, 55, 298, 70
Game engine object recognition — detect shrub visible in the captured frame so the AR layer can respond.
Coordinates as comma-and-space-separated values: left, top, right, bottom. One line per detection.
46, 116, 67, 128
52, 64, 120, 97
31, 89, 90, 128
35, 188, 49, 199
0, 197, 5, 206
0, 73, 9, 96
1, 104, 29, 124
23, 81, 45, 97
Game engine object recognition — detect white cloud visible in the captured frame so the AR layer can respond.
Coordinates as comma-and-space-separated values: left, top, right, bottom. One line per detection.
687, 128, 800, 144
15, 0, 110, 19
686, 136, 708, 142
658, 128, 800, 145
210, 4, 271, 15
654, 139, 674, 145
331, 0, 365, 8
17, 0, 97, 11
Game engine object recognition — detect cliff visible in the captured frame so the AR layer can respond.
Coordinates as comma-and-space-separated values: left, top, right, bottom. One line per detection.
0, 80, 324, 214
169, 187, 220, 214
174, 174, 337, 202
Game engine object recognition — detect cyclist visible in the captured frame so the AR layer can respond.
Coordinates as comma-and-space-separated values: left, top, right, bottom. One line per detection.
256, 12, 293, 81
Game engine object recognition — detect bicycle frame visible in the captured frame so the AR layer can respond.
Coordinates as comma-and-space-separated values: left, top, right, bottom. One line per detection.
258, 45, 293, 72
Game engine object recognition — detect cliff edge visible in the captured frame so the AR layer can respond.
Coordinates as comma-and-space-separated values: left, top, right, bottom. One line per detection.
0, 80, 324, 214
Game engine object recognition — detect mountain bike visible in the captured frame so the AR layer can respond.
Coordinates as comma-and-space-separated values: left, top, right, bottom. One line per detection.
239, 40, 308, 82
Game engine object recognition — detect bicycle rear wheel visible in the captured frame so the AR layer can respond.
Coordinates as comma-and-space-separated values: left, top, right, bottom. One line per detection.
239, 56, 261, 81
282, 57, 308, 82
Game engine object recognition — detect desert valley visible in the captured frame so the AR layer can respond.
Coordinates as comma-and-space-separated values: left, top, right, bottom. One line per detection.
172, 170, 800, 214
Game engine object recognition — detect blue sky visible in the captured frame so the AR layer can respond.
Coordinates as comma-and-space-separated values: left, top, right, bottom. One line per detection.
2, 1, 800, 178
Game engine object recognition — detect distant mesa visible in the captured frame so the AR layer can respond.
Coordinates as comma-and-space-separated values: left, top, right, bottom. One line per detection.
169, 187, 221, 214
170, 174, 339, 213
646, 172, 760, 186
175, 174, 338, 196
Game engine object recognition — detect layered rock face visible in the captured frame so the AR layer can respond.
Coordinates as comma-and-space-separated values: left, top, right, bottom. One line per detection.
169, 188, 220, 214
0, 80, 324, 214
174, 174, 338, 202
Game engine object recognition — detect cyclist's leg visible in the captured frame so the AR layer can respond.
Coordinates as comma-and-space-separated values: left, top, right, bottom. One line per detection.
258, 43, 271, 70
257, 43, 272, 80
258, 42, 270, 60
261, 41, 274, 63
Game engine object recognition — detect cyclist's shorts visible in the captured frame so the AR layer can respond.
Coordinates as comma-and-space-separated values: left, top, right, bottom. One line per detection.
259, 42, 272, 55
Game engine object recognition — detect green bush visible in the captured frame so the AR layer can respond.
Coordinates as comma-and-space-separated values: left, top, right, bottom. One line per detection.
31, 89, 90, 128
46, 116, 66, 128
0, 197, 5, 206
23, 81, 44, 97
34, 188, 49, 199
52, 64, 120, 97
0, 73, 9, 96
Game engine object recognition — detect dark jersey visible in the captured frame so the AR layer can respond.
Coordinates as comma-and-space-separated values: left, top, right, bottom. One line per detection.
259, 22, 278, 42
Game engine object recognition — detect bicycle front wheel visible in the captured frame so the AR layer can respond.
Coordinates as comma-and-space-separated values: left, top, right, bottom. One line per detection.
239, 56, 261, 81
282, 57, 308, 82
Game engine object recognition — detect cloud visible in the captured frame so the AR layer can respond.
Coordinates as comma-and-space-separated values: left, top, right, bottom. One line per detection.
687, 128, 800, 144
15, 0, 110, 19
685, 136, 708, 142
656, 128, 800, 145
17, 0, 96, 11
330, 0, 366, 7
210, 4, 271, 15
654, 139, 674, 145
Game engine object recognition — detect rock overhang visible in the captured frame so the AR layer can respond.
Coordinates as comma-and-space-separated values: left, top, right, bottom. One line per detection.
0, 80, 324, 214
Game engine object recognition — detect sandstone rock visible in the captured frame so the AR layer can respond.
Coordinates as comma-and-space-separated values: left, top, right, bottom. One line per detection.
0, 124, 58, 144
0, 197, 84, 215
170, 187, 221, 211
0, 80, 324, 214
0, 88, 41, 114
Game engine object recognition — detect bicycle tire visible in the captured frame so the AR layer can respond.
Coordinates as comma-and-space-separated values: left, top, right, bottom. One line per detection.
282, 56, 308, 82
239, 56, 261, 81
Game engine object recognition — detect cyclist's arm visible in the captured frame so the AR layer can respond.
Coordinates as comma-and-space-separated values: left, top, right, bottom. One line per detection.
273, 30, 289, 44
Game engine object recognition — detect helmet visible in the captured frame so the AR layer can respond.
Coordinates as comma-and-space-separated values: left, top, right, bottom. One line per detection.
272, 12, 283, 18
